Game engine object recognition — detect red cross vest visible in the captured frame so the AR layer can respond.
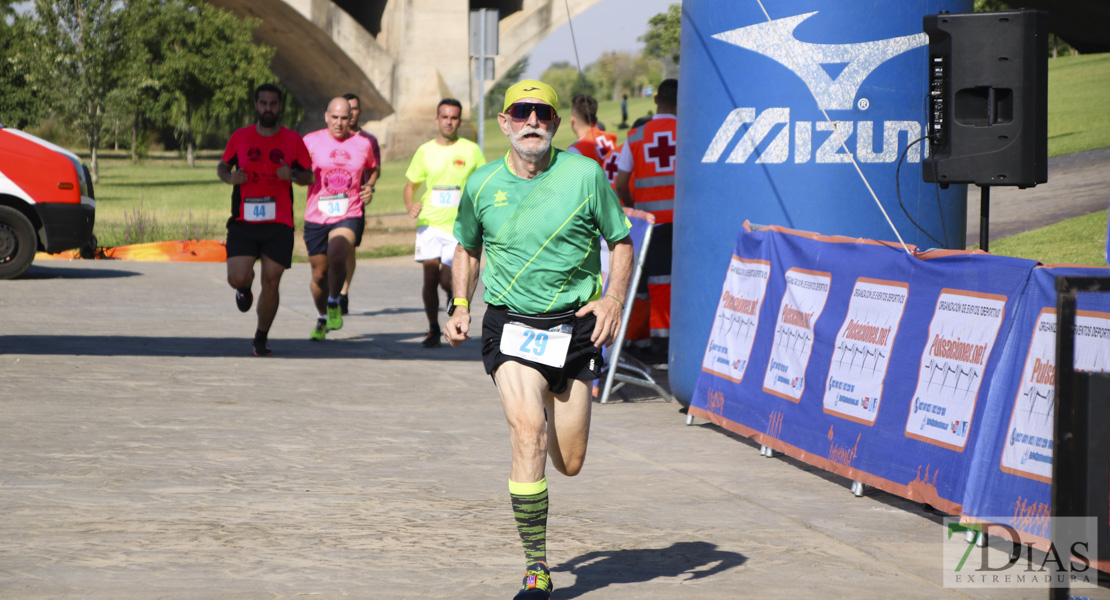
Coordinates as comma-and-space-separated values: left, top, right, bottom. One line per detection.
602, 143, 623, 194
569, 126, 618, 168
626, 116, 676, 225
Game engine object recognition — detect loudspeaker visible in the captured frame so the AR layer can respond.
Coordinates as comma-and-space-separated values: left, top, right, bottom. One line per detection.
923, 10, 1048, 188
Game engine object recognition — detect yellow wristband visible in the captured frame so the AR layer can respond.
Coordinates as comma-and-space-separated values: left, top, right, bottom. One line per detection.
604, 294, 625, 308
452, 298, 470, 309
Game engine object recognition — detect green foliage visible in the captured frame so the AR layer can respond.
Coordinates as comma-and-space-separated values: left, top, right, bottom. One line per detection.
0, 15, 49, 129
484, 56, 529, 118
540, 61, 595, 113
156, 1, 275, 166
585, 51, 662, 102
973, 0, 1010, 11
28, 0, 129, 181
5, 0, 284, 165
640, 3, 681, 64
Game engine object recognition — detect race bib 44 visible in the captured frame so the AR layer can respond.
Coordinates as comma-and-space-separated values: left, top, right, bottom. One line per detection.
243, 197, 277, 222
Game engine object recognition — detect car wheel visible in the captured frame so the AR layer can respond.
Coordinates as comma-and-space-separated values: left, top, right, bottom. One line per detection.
79, 233, 99, 259
0, 205, 38, 279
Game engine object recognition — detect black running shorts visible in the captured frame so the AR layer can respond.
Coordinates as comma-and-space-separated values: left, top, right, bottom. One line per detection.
481, 305, 605, 394
303, 217, 365, 256
225, 220, 294, 269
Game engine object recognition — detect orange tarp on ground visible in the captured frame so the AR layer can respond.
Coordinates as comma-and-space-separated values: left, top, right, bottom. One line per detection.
36, 240, 227, 262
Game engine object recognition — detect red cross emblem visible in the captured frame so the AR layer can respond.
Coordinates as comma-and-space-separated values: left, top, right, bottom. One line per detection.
644, 130, 676, 173
603, 151, 620, 184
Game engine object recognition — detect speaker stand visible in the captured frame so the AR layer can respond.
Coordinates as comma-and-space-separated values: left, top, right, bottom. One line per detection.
978, 185, 991, 252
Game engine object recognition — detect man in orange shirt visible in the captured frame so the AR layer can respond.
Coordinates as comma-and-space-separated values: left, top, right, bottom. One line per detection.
615, 79, 677, 366
565, 94, 617, 168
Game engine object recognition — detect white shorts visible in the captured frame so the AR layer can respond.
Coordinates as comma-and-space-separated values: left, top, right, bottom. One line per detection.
414, 225, 457, 266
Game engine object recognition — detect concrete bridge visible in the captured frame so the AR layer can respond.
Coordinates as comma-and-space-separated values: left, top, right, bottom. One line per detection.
208, 0, 603, 160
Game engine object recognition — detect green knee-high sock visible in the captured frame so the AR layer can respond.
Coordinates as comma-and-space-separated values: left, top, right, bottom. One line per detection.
509, 478, 549, 568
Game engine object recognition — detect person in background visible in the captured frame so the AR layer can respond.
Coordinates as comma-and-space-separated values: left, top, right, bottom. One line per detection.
302, 97, 377, 340
615, 79, 678, 367
403, 98, 485, 347
338, 92, 382, 315
217, 83, 312, 356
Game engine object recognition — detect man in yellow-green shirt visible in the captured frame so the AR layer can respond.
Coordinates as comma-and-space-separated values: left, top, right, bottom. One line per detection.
403, 98, 486, 347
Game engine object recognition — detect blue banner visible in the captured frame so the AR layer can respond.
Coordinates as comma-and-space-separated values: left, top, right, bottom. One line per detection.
961, 265, 1110, 542
690, 224, 1038, 513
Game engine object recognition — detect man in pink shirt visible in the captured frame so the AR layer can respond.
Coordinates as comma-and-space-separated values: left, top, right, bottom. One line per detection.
302, 97, 377, 340
340, 92, 382, 315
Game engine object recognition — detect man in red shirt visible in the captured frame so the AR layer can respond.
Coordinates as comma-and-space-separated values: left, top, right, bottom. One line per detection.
217, 83, 313, 356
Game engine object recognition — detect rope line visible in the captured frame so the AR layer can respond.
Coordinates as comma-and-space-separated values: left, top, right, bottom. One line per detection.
753, 0, 912, 254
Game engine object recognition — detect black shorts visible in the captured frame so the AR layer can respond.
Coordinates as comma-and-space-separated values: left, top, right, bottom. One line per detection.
225, 220, 294, 269
481, 305, 605, 394
303, 217, 365, 256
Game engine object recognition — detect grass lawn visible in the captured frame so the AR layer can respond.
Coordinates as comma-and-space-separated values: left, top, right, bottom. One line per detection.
1046, 53, 1110, 157
81, 54, 1107, 252
977, 210, 1108, 267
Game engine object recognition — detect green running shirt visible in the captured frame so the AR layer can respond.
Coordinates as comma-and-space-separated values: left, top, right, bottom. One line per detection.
454, 148, 632, 315
405, 137, 486, 233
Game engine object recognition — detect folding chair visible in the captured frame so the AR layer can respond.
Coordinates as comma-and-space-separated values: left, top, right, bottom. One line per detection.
597, 208, 674, 404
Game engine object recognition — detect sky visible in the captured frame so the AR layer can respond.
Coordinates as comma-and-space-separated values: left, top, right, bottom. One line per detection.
521, 0, 678, 80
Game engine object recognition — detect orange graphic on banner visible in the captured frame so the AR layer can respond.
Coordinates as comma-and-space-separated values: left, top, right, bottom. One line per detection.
767, 410, 784, 439
826, 426, 861, 467
1012, 495, 1051, 539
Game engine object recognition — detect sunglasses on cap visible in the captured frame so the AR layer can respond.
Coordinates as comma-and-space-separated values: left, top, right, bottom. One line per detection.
507, 102, 556, 121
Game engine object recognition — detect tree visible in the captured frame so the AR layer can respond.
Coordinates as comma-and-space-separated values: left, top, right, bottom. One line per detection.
540, 61, 595, 110
156, 1, 274, 167
640, 3, 681, 65
484, 56, 529, 118
0, 14, 49, 129
110, 0, 166, 162
586, 51, 661, 101
29, 0, 127, 182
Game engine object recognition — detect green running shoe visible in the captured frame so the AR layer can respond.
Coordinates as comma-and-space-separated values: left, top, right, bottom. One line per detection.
513, 562, 552, 599
326, 302, 343, 331
310, 319, 327, 341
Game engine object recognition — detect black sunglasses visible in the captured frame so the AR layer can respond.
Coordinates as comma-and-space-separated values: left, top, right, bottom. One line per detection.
507, 102, 556, 121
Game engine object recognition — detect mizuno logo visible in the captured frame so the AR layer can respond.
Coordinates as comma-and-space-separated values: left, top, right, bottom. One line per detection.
712, 12, 927, 111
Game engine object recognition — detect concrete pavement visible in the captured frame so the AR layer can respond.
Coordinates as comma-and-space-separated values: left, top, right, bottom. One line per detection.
2, 257, 1103, 599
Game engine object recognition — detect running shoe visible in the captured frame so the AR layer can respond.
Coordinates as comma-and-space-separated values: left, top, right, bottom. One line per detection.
421, 328, 442, 348
235, 288, 253, 313
326, 302, 343, 330
513, 562, 553, 599
310, 319, 327, 341
252, 340, 272, 357
339, 293, 349, 315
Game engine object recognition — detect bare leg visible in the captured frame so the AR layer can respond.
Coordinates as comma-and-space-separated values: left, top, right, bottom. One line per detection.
341, 245, 356, 296
439, 262, 453, 305
326, 229, 355, 299
494, 363, 594, 482
256, 254, 285, 333
309, 254, 329, 316
545, 379, 593, 477
421, 258, 442, 330
226, 255, 256, 291
494, 362, 551, 484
